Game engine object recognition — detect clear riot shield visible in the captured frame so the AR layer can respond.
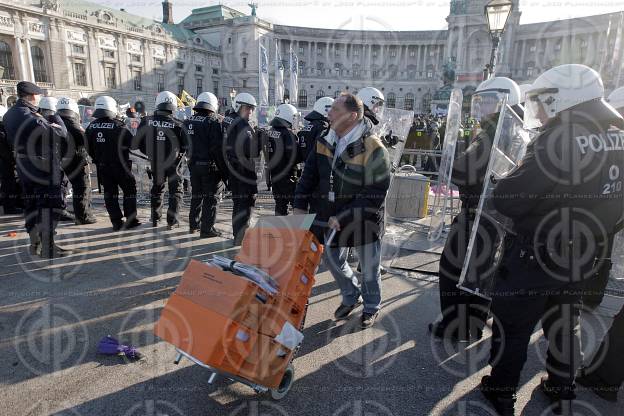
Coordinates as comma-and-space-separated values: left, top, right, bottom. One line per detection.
371, 108, 413, 170
78, 105, 95, 129
428, 88, 463, 242
457, 100, 536, 299
381, 97, 461, 274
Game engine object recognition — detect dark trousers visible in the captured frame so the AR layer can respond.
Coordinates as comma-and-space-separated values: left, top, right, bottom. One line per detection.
20, 180, 63, 250
584, 304, 624, 388
0, 164, 21, 212
230, 180, 256, 243
99, 165, 137, 223
489, 243, 585, 393
64, 155, 93, 221
151, 166, 183, 225
189, 164, 222, 233
582, 233, 615, 308
437, 209, 491, 333
272, 179, 296, 216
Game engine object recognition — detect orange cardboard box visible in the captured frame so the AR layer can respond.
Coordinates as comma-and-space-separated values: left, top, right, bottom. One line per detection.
154, 293, 293, 388
237, 228, 323, 279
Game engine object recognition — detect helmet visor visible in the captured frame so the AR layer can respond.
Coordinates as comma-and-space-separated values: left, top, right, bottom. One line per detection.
523, 88, 558, 130
470, 90, 506, 122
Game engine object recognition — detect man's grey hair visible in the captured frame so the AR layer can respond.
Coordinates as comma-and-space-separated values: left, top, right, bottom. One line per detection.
340, 93, 364, 121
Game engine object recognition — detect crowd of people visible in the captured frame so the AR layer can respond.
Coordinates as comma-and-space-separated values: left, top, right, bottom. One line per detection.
1, 61, 623, 414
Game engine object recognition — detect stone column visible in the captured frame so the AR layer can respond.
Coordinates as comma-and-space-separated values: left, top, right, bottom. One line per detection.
87, 29, 102, 90
14, 37, 29, 81
24, 37, 36, 82
142, 39, 153, 93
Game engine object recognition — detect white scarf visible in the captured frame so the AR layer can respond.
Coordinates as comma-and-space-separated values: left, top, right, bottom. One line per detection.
327, 120, 370, 167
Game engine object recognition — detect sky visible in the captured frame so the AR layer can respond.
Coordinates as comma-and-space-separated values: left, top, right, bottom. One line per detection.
92, 0, 624, 31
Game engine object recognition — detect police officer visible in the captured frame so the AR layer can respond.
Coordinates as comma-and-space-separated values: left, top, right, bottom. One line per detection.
86, 96, 140, 231
39, 97, 76, 223
480, 65, 624, 415
264, 103, 301, 216
4, 82, 70, 257
57, 97, 96, 225
222, 92, 259, 245
0, 105, 23, 214
185, 92, 227, 238
297, 97, 333, 161
134, 91, 189, 229
429, 77, 522, 343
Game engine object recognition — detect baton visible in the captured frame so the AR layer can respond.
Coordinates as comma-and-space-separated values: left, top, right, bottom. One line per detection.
325, 229, 337, 247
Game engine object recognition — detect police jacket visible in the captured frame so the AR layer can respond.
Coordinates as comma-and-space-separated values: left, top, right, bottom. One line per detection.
86, 117, 134, 167
184, 110, 228, 181
0, 121, 13, 170
134, 111, 188, 173
493, 99, 624, 243
297, 111, 329, 162
4, 99, 67, 182
294, 122, 391, 247
59, 112, 89, 167
222, 112, 260, 192
452, 113, 499, 210
265, 118, 301, 184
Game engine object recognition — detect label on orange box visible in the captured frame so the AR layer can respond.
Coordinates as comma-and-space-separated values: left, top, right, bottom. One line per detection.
175, 260, 273, 320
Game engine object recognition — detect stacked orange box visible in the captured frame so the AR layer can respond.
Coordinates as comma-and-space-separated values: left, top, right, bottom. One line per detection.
153, 228, 323, 389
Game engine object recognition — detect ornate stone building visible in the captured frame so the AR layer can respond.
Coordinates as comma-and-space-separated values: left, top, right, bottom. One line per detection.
0, 0, 622, 112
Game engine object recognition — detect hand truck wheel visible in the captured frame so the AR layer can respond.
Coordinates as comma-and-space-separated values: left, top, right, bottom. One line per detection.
269, 364, 294, 401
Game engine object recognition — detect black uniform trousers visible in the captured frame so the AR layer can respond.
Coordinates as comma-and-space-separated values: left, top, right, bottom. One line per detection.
151, 164, 183, 225
98, 163, 137, 223
272, 179, 296, 216
489, 241, 587, 394
230, 179, 256, 243
64, 153, 92, 220
437, 208, 491, 335
189, 163, 222, 233
583, 304, 624, 389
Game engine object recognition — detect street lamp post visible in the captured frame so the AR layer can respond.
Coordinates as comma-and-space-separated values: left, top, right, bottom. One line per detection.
484, 0, 513, 79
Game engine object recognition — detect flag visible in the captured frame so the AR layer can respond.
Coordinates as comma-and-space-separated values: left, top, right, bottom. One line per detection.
275, 40, 284, 105
259, 43, 269, 106
179, 90, 195, 107
289, 46, 298, 107
613, 12, 624, 86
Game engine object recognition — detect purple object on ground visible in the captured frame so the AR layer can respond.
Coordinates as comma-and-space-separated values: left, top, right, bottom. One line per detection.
97, 335, 142, 359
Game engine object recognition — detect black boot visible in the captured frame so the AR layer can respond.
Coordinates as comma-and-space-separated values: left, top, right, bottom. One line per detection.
480, 376, 516, 416
28, 228, 41, 256
40, 233, 73, 259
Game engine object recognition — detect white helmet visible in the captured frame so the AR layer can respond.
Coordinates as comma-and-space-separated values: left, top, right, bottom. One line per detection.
195, 92, 219, 112
39, 97, 58, 111
233, 92, 257, 112
312, 97, 334, 118
607, 86, 624, 112
273, 103, 299, 126
524, 64, 604, 129
57, 97, 80, 116
471, 76, 521, 121
93, 96, 118, 118
156, 91, 178, 112
518, 83, 533, 104
357, 87, 385, 114
0, 105, 7, 121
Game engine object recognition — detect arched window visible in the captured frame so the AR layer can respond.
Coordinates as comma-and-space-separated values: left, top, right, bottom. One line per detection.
334, 89, 341, 99
316, 89, 325, 101
31, 45, 48, 83
284, 88, 290, 101
404, 93, 414, 111
0, 41, 16, 80
387, 92, 396, 108
298, 89, 307, 108
6, 95, 17, 107
421, 93, 432, 112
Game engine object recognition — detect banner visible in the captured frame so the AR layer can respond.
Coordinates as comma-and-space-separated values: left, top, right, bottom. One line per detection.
180, 90, 196, 107
259, 43, 269, 107
275, 40, 284, 105
289, 46, 298, 107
